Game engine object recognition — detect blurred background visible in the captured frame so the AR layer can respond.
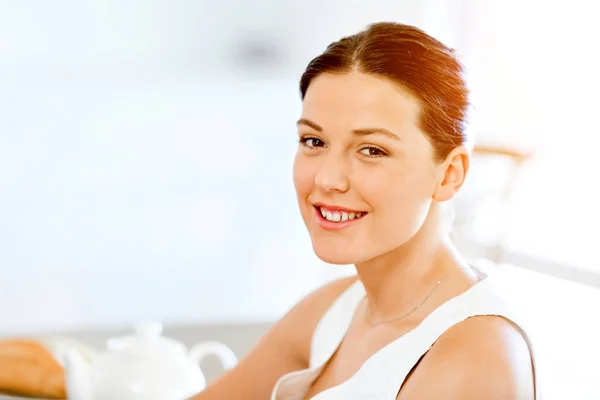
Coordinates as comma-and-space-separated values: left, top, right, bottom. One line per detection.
1, 0, 599, 397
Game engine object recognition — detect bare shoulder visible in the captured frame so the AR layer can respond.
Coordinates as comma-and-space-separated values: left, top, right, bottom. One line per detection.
399, 315, 535, 400
194, 275, 358, 399
295, 274, 359, 315
282, 275, 359, 363
241, 274, 358, 368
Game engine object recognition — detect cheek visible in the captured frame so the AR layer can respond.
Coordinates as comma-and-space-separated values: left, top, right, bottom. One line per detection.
365, 164, 435, 214
367, 174, 433, 243
293, 155, 315, 199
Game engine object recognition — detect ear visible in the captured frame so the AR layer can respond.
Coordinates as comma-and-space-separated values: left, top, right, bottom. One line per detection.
432, 146, 470, 202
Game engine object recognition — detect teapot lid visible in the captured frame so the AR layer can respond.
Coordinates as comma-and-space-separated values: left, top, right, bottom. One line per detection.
107, 322, 186, 359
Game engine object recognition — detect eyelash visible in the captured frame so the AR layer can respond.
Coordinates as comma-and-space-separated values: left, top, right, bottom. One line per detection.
359, 146, 388, 158
298, 137, 388, 158
299, 137, 325, 148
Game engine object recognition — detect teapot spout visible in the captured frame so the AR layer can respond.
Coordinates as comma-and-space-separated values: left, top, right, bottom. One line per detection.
63, 348, 94, 400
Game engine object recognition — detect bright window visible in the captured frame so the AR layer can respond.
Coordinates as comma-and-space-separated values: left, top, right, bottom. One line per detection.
462, 1, 600, 273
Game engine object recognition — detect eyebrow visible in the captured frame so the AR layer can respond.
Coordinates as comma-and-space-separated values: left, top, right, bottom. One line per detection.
296, 118, 401, 141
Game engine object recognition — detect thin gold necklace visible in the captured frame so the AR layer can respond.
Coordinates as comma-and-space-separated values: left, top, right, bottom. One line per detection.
363, 269, 451, 327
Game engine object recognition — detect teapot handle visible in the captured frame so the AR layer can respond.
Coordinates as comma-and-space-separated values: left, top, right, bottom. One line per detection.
188, 341, 238, 371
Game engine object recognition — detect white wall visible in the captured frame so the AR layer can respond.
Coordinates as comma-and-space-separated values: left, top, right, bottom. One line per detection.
0, 76, 331, 334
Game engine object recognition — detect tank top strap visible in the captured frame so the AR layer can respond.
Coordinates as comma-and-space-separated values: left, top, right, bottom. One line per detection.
309, 278, 366, 369
305, 273, 539, 400
377, 276, 540, 399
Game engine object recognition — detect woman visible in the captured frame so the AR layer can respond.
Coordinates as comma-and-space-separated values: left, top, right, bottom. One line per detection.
0, 22, 537, 399
194, 22, 538, 399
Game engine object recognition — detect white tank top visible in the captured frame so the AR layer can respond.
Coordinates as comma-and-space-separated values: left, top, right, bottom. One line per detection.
271, 270, 539, 399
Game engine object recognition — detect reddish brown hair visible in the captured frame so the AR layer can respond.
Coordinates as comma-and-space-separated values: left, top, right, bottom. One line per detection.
300, 22, 469, 162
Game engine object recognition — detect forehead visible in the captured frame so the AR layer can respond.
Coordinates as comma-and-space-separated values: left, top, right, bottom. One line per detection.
301, 72, 422, 133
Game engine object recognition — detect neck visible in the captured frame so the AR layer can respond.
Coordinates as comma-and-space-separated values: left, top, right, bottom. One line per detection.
354, 206, 460, 320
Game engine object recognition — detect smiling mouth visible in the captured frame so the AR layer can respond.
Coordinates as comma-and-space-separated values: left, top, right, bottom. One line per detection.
314, 206, 367, 223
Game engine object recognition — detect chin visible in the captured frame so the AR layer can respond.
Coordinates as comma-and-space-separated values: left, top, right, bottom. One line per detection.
311, 242, 368, 265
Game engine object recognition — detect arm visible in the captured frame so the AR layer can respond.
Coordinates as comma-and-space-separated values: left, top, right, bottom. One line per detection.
0, 339, 65, 398
398, 316, 535, 400
191, 276, 357, 400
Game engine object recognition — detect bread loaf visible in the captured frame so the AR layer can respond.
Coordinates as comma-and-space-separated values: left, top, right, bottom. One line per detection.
0, 339, 66, 399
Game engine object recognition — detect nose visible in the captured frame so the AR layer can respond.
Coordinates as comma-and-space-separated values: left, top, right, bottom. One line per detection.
314, 153, 350, 193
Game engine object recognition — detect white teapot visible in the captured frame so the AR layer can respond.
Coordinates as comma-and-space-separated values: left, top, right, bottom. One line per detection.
63, 321, 237, 400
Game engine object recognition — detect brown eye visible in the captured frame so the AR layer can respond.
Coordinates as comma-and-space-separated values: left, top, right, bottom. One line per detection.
299, 137, 325, 148
359, 146, 387, 157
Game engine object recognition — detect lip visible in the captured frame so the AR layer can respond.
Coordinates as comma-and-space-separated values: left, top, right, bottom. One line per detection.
312, 203, 367, 231
313, 202, 365, 214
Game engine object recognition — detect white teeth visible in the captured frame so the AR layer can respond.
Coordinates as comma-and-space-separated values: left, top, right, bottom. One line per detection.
320, 208, 364, 222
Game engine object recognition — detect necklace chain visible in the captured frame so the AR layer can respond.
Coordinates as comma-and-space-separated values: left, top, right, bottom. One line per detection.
364, 269, 451, 327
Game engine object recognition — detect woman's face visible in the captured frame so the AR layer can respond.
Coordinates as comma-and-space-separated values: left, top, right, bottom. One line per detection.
293, 72, 448, 265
